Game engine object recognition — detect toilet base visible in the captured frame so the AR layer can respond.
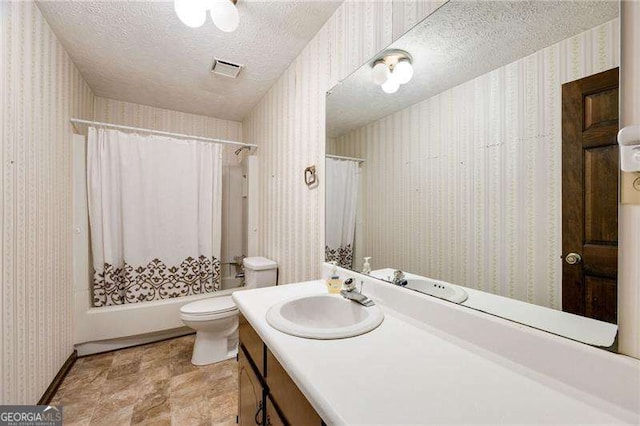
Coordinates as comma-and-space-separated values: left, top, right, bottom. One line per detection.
191, 329, 239, 365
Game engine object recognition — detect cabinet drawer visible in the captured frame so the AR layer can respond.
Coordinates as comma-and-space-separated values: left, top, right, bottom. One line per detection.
240, 314, 265, 376
266, 349, 322, 426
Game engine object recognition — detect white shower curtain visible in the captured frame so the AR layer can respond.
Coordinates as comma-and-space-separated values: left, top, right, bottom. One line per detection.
325, 158, 360, 268
87, 127, 223, 306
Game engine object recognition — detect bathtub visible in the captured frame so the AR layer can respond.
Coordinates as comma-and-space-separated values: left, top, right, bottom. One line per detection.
74, 274, 245, 356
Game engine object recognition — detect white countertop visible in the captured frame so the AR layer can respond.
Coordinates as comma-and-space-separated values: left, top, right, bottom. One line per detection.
233, 279, 638, 425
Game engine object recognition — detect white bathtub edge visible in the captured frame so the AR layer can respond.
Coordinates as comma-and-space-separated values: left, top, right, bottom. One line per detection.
74, 288, 241, 346
75, 327, 194, 356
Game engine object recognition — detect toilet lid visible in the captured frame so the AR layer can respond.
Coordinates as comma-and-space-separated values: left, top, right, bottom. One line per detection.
180, 296, 237, 315
243, 256, 277, 271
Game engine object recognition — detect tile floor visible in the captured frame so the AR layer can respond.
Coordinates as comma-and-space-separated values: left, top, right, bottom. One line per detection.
51, 335, 238, 426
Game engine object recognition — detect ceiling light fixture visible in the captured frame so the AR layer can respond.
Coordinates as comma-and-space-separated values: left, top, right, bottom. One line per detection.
211, 0, 239, 32
175, 0, 239, 33
381, 76, 400, 94
174, 0, 207, 28
370, 50, 413, 94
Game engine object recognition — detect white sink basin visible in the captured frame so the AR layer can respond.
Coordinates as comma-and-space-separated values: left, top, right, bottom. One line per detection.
266, 294, 384, 339
405, 279, 469, 304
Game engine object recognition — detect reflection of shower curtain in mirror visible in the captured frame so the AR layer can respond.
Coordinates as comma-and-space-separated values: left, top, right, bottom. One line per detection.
87, 127, 222, 306
325, 158, 359, 268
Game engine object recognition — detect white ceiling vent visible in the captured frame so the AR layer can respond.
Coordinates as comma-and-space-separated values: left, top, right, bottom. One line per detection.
211, 58, 243, 78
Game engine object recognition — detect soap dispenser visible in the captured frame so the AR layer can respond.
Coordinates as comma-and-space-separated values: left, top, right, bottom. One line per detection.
362, 257, 372, 274
326, 261, 342, 294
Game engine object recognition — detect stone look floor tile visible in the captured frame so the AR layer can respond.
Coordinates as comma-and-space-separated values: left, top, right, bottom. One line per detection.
209, 391, 237, 424
62, 398, 98, 425
80, 352, 114, 369
51, 335, 238, 426
170, 370, 212, 409
63, 417, 93, 426
59, 367, 109, 398
142, 364, 172, 383
171, 399, 213, 426
106, 359, 142, 380
100, 371, 147, 396
133, 414, 172, 426
89, 404, 134, 426
169, 358, 201, 377
211, 421, 236, 426
131, 379, 171, 424
139, 346, 173, 366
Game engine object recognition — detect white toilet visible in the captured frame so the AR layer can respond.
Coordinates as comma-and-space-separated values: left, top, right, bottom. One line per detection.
180, 256, 278, 365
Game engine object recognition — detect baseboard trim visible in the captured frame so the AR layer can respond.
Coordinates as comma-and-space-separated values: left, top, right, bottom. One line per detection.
75, 327, 193, 357
38, 350, 77, 405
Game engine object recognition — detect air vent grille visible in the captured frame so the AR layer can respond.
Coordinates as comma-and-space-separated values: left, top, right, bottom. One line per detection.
211, 58, 243, 78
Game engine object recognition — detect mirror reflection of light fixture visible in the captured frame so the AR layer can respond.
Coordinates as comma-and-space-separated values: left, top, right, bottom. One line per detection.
370, 50, 413, 94
394, 59, 414, 84
371, 60, 390, 85
175, 0, 239, 32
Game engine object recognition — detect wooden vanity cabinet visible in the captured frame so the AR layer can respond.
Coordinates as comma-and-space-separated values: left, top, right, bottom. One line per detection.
238, 348, 266, 426
239, 314, 266, 376
238, 315, 323, 426
265, 396, 285, 426
265, 349, 322, 425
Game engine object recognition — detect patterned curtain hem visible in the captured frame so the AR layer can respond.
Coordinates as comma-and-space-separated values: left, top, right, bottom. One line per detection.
325, 245, 353, 269
92, 255, 222, 307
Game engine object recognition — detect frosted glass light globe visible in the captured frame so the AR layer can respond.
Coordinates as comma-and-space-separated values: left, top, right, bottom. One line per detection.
371, 61, 390, 85
394, 59, 413, 85
381, 75, 400, 94
211, 0, 240, 33
175, 0, 207, 28
201, 0, 215, 10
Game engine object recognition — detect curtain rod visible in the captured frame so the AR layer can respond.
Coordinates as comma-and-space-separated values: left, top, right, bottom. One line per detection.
70, 118, 258, 150
326, 154, 365, 163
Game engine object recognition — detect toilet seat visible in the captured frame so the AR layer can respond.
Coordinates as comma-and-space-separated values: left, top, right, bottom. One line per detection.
180, 296, 238, 322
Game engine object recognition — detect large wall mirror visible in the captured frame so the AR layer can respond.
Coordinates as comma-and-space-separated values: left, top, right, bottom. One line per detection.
325, 0, 621, 348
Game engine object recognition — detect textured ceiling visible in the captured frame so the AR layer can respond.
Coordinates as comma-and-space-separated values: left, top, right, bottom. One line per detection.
327, 0, 618, 138
37, 0, 341, 121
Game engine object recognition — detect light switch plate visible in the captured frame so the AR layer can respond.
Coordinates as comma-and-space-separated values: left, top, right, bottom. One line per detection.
621, 171, 640, 204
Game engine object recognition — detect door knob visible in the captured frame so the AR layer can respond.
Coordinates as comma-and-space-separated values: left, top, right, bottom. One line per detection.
565, 252, 582, 265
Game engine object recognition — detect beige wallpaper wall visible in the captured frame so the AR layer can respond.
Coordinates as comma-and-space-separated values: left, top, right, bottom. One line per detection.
93, 97, 242, 144
1, 1, 94, 404
242, 0, 443, 284
332, 19, 620, 309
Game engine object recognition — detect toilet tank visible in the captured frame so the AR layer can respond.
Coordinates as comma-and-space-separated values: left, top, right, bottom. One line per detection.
243, 257, 278, 289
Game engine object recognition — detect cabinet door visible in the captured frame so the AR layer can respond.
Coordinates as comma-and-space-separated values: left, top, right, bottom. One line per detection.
266, 350, 322, 426
265, 396, 285, 426
238, 348, 265, 426
240, 314, 266, 376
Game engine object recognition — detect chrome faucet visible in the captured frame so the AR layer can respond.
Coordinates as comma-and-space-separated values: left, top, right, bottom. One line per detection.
392, 270, 408, 287
340, 279, 376, 307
